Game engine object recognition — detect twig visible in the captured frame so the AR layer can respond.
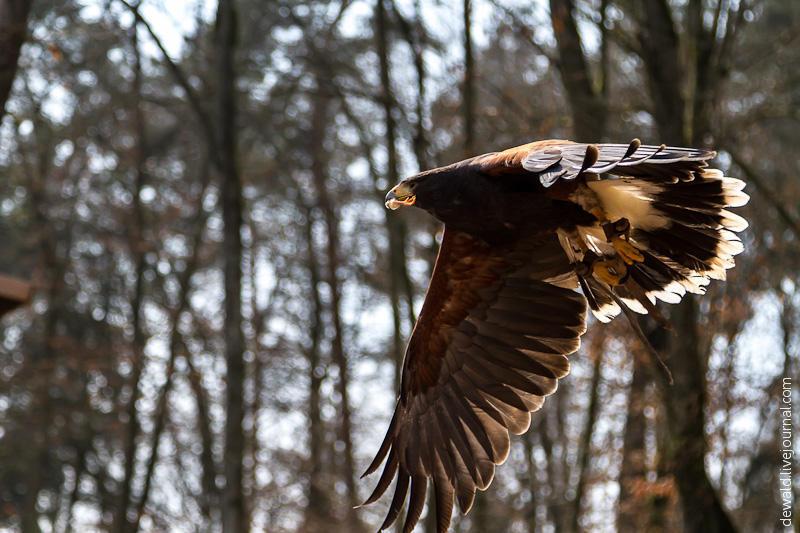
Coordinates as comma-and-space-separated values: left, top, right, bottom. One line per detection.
484, 0, 558, 65
727, 149, 800, 238
117, 0, 218, 164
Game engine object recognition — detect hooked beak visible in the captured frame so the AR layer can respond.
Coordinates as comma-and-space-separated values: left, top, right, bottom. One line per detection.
385, 183, 416, 210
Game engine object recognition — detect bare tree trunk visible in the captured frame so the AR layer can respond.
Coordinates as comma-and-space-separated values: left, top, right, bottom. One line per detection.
617, 353, 669, 531
309, 90, 364, 532
301, 199, 332, 531
215, 1, 246, 531
18, 91, 70, 533
187, 353, 218, 522
62, 443, 88, 533
131, 180, 211, 531
523, 431, 538, 533
131, 338, 177, 532
635, 0, 685, 145
0, 0, 32, 118
114, 5, 224, 524
614, 2, 740, 530
656, 300, 736, 532
391, 0, 440, 281
376, 0, 416, 387
462, 0, 475, 156
569, 344, 604, 532
541, 396, 566, 532
545, 7, 611, 529
116, 19, 149, 532
391, 0, 432, 172
548, 0, 606, 141
244, 224, 266, 530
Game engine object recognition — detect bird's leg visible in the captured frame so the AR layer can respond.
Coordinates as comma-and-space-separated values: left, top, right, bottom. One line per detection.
602, 218, 644, 266
574, 214, 642, 286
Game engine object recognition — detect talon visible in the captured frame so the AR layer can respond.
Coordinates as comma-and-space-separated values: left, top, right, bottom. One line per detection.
612, 237, 644, 265
614, 218, 630, 234
602, 217, 632, 241
593, 260, 626, 286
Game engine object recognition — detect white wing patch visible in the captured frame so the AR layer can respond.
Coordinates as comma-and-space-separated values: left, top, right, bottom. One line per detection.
586, 179, 670, 231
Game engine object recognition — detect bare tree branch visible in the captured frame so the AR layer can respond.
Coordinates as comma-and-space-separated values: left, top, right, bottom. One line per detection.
727, 150, 800, 238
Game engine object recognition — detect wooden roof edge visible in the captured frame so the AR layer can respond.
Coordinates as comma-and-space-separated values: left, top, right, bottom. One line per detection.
0, 273, 32, 304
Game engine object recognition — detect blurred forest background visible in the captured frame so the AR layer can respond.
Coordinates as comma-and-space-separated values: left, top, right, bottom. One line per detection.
0, 0, 798, 532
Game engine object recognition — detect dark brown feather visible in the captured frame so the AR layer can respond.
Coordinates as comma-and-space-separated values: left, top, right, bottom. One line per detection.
365, 229, 587, 533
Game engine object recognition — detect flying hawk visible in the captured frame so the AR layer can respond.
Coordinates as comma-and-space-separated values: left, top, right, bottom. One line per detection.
361, 139, 749, 532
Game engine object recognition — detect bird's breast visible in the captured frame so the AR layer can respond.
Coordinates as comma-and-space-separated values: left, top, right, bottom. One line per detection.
439, 190, 585, 244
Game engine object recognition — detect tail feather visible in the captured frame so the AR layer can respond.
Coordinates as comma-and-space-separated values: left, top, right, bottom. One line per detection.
578, 274, 620, 323
574, 166, 748, 323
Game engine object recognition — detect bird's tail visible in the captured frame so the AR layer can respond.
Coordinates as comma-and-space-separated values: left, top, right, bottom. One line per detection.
565, 168, 749, 323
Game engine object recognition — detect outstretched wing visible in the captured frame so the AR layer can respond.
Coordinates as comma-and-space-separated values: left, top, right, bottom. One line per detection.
472, 138, 714, 187
523, 139, 715, 187
362, 229, 587, 533
471, 139, 748, 322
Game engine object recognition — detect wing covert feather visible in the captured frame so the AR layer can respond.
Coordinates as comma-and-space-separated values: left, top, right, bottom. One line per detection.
471, 138, 716, 188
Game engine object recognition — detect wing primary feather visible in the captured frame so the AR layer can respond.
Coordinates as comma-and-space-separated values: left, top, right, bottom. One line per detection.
433, 466, 456, 533
450, 370, 509, 435
464, 354, 547, 400
403, 413, 427, 476
380, 471, 410, 531
360, 447, 399, 506
432, 411, 477, 505
460, 364, 531, 434
451, 375, 511, 465
427, 409, 459, 486
443, 378, 498, 464
363, 408, 399, 478
579, 144, 600, 174
457, 482, 477, 514
402, 475, 428, 533
623, 138, 641, 159
433, 401, 481, 487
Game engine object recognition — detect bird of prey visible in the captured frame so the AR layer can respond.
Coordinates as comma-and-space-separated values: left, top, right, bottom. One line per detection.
361, 139, 749, 532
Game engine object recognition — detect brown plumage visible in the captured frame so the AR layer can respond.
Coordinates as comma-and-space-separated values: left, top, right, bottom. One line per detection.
367, 139, 749, 532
